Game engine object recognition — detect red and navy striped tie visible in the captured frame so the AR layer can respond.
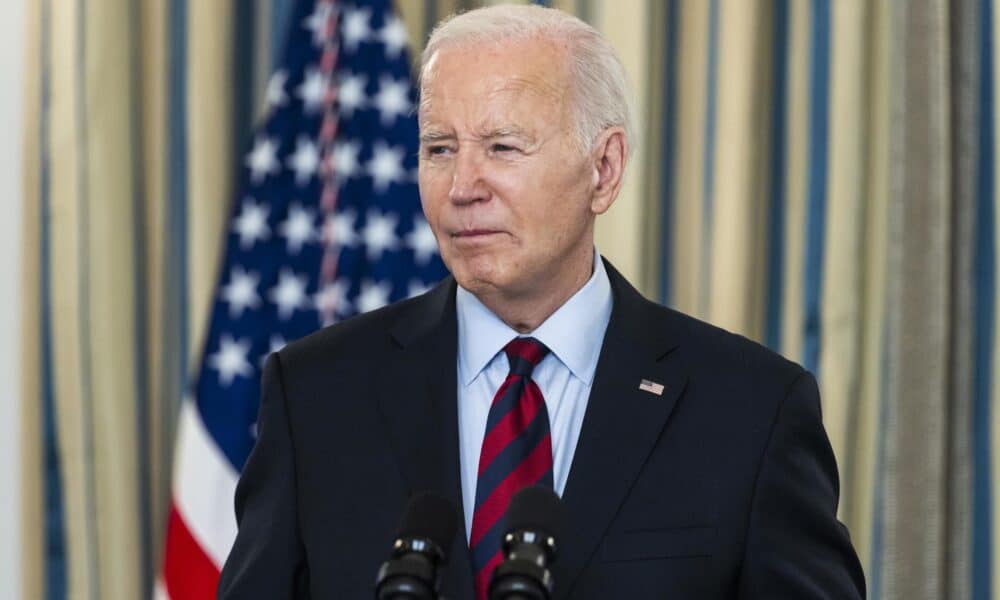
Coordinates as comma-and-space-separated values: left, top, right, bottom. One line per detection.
470, 337, 554, 599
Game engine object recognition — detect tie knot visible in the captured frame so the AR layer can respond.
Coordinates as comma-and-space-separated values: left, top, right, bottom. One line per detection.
503, 337, 550, 377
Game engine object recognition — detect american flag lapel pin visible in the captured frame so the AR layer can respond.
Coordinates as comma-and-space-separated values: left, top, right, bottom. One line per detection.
638, 379, 665, 396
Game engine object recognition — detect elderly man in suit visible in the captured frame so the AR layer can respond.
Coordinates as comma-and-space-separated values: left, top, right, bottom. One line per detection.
218, 4, 866, 599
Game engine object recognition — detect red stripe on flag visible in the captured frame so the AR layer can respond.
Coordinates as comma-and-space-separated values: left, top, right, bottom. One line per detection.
163, 504, 221, 600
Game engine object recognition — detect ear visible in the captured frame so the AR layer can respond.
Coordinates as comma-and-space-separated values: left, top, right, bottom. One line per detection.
589, 127, 627, 215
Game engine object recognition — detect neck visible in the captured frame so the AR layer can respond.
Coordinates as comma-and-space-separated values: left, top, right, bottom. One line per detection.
476, 249, 595, 333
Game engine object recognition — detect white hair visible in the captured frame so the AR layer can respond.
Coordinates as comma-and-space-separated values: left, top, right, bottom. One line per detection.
420, 4, 637, 157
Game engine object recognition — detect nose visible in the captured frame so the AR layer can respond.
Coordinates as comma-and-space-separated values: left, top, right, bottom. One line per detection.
448, 149, 489, 205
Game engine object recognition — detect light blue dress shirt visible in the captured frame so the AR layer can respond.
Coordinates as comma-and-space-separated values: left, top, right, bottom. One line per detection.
455, 250, 613, 539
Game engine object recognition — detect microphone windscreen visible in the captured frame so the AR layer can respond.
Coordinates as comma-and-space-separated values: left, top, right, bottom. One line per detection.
397, 492, 459, 560
506, 486, 566, 543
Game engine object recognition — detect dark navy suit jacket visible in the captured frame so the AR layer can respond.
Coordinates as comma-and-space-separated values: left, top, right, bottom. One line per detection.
218, 259, 866, 599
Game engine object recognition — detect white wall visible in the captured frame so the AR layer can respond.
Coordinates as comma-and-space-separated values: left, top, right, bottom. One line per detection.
0, 0, 26, 598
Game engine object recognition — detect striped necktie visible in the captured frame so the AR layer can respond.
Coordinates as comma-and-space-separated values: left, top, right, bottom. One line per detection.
470, 337, 554, 600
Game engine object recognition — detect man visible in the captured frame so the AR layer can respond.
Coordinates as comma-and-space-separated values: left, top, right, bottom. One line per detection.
219, 5, 865, 599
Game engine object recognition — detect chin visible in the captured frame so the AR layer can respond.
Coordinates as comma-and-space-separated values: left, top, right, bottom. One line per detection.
449, 259, 511, 294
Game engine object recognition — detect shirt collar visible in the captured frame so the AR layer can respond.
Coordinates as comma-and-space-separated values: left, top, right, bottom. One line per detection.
456, 249, 613, 386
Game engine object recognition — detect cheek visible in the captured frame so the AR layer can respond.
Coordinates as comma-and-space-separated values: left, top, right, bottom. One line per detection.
418, 173, 447, 221
531, 174, 591, 234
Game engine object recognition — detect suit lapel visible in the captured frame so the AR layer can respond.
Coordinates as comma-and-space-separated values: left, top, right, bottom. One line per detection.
377, 278, 475, 598
374, 263, 688, 599
554, 263, 688, 598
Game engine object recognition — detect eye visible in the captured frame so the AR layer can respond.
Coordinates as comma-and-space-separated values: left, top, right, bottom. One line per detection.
423, 145, 453, 156
491, 143, 518, 154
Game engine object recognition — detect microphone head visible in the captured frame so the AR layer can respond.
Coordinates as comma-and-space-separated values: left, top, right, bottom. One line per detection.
489, 487, 565, 598
506, 486, 567, 545
396, 491, 459, 562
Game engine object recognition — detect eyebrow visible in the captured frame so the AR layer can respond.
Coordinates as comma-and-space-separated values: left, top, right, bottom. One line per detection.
481, 127, 531, 140
419, 131, 455, 144
418, 127, 534, 145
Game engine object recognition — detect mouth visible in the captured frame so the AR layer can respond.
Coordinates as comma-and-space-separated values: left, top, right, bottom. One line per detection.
452, 229, 504, 239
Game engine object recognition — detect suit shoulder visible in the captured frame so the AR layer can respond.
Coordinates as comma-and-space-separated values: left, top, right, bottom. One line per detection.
277, 290, 432, 370
652, 302, 805, 388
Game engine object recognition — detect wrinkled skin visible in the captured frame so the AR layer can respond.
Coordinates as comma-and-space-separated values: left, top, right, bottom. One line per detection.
418, 36, 627, 332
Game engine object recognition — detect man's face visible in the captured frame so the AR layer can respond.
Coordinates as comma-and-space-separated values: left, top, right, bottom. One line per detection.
417, 38, 597, 300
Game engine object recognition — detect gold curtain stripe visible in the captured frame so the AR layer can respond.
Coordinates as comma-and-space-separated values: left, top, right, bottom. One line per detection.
706, 0, 765, 338
137, 0, 172, 577
186, 1, 235, 369
670, 0, 710, 320
641, 0, 668, 299
47, 0, 99, 594
818, 0, 869, 532
81, 0, 144, 596
779, 0, 810, 364
591, 0, 650, 290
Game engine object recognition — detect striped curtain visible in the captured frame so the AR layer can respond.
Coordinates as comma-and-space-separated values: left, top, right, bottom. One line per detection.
646, 0, 997, 598
19, 0, 291, 597
17, 0, 1000, 598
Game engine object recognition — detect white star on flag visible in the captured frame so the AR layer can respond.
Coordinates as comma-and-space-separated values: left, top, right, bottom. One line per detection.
363, 210, 399, 260
208, 334, 253, 386
314, 279, 352, 318
330, 139, 362, 179
278, 204, 317, 254
287, 137, 320, 186
322, 208, 359, 247
303, 2, 336, 47
342, 7, 372, 52
373, 76, 412, 126
245, 136, 281, 182
297, 66, 328, 114
220, 266, 262, 318
165, 0, 451, 596
366, 141, 406, 192
406, 217, 439, 265
377, 16, 409, 59
266, 70, 289, 108
268, 334, 287, 354
232, 198, 270, 249
408, 279, 431, 299
336, 72, 367, 117
260, 334, 287, 368
268, 269, 309, 320
357, 279, 392, 313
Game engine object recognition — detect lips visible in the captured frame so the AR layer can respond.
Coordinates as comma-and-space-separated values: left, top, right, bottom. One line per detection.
453, 229, 503, 238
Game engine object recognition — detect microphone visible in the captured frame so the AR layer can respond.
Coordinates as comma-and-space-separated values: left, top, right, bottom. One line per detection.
375, 492, 459, 600
489, 486, 567, 600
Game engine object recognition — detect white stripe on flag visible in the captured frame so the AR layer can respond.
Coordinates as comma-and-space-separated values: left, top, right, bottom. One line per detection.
153, 578, 170, 600
172, 398, 240, 567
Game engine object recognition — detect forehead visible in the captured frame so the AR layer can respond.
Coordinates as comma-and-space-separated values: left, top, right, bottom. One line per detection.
419, 38, 572, 128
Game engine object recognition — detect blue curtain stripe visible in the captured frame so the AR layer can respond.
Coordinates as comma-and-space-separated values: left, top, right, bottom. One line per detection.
126, 0, 153, 589
39, 1, 67, 597
973, 1, 996, 598
764, 0, 790, 352
658, 0, 680, 306
869, 319, 892, 600
270, 0, 296, 71
700, 0, 720, 310
802, 0, 830, 377
168, 0, 190, 397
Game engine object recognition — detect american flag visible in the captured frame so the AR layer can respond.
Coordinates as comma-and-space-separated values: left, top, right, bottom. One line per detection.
158, 0, 447, 596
